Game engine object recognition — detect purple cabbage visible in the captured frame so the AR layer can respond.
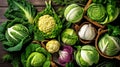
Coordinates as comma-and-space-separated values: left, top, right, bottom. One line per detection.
58, 45, 73, 66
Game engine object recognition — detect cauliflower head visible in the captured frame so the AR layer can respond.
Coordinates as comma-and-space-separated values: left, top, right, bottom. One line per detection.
46, 40, 60, 53
38, 15, 56, 34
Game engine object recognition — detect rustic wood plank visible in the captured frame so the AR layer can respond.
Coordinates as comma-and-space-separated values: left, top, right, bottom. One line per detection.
36, 6, 46, 12
0, 0, 57, 7
0, 42, 13, 67
0, 8, 7, 23
0, 63, 12, 67
0, 0, 7, 7
29, 0, 47, 6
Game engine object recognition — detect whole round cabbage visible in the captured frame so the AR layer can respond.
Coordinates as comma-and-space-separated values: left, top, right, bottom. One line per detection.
5, 24, 29, 45
61, 28, 78, 45
64, 4, 84, 23
26, 52, 46, 67
87, 3, 106, 22
75, 45, 99, 67
98, 34, 120, 56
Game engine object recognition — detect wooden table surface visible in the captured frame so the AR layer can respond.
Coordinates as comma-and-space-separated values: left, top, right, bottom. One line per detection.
0, 0, 56, 67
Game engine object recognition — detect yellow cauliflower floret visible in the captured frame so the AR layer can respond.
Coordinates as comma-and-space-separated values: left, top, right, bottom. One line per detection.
46, 40, 60, 53
38, 15, 56, 33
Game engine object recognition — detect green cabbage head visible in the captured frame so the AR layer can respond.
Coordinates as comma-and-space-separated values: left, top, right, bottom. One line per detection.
87, 3, 119, 24
61, 28, 78, 45
64, 4, 84, 23
5, 24, 29, 45
21, 43, 51, 67
87, 3, 106, 22
26, 52, 46, 67
98, 34, 120, 56
74, 45, 99, 67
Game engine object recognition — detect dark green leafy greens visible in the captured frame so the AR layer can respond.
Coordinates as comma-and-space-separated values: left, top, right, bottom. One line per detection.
92, 0, 107, 4
107, 24, 120, 37
66, 62, 74, 67
96, 60, 119, 67
2, 53, 22, 67
4, 0, 37, 24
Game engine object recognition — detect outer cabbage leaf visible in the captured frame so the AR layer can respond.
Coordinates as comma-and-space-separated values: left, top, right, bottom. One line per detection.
106, 3, 119, 23
4, 0, 37, 24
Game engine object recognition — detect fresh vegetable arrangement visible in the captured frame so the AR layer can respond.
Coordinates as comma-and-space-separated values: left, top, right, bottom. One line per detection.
0, 0, 120, 67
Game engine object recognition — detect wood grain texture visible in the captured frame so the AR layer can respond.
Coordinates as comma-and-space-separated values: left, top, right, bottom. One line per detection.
0, 0, 56, 7
0, 42, 13, 67
0, 0, 8, 7
0, 7, 7, 23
